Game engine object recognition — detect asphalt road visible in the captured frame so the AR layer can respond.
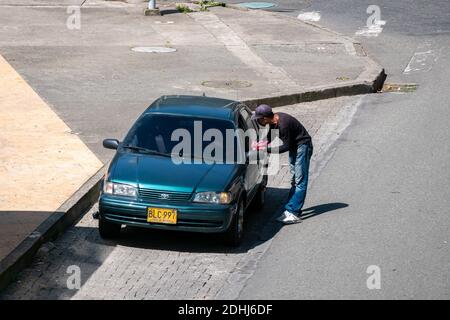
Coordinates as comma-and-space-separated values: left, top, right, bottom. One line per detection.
231, 0, 450, 298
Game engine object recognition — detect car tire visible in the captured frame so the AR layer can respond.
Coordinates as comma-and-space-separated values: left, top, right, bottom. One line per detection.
99, 218, 121, 239
223, 198, 245, 247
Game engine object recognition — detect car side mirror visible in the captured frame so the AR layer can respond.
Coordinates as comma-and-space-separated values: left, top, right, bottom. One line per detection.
103, 139, 119, 150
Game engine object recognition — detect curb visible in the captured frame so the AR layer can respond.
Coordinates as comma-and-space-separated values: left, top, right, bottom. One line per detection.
243, 70, 386, 109
0, 166, 107, 293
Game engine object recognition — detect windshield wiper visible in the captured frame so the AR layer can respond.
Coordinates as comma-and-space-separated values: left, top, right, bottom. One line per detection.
122, 145, 171, 158
176, 152, 227, 163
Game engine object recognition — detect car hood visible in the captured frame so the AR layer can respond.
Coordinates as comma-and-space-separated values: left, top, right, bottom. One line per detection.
109, 152, 239, 193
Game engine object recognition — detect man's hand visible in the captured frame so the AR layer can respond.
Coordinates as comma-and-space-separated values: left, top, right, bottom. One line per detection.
251, 140, 269, 151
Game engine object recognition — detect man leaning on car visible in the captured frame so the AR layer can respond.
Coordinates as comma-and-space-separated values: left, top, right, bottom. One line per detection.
252, 104, 313, 224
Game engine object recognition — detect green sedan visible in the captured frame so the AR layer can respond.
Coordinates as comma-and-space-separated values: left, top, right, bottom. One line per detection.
98, 95, 268, 246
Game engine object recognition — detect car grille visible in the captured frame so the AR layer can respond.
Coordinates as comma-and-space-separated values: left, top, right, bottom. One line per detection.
104, 213, 223, 228
138, 188, 192, 203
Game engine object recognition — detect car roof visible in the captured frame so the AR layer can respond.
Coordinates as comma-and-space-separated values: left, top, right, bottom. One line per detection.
144, 95, 241, 121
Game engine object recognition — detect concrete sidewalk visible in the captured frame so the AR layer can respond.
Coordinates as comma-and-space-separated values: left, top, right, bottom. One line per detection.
0, 55, 103, 262
0, 0, 384, 292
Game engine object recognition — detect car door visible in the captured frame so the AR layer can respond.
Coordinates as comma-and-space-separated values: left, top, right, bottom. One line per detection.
237, 107, 260, 200
246, 106, 269, 185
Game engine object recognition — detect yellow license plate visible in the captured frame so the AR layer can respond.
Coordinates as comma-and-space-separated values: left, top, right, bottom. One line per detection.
147, 207, 177, 224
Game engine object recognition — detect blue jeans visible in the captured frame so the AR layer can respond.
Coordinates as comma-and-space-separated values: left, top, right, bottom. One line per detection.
285, 143, 313, 215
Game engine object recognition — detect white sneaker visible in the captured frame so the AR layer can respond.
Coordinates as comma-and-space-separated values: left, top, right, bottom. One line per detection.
281, 211, 302, 224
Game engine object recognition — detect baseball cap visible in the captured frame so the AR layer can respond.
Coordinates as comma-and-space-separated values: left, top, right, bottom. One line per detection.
251, 104, 274, 120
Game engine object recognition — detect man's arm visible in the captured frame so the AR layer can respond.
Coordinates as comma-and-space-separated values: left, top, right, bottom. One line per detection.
266, 126, 290, 154
267, 143, 289, 154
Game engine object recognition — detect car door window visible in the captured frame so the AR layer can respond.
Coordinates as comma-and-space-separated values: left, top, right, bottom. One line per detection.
239, 108, 259, 148
240, 108, 257, 131
237, 114, 250, 153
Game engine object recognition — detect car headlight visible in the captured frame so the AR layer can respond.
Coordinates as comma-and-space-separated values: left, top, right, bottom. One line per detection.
193, 192, 232, 204
103, 182, 137, 198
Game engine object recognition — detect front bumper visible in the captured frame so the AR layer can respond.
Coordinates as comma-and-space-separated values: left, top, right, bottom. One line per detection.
98, 194, 237, 233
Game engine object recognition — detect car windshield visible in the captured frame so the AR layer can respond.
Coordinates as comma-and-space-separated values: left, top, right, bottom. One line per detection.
122, 114, 242, 163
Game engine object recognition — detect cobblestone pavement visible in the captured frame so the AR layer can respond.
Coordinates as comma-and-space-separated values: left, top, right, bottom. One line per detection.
0, 95, 363, 300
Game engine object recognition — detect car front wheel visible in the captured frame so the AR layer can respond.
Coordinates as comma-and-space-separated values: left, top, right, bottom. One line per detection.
223, 199, 245, 247
99, 217, 121, 239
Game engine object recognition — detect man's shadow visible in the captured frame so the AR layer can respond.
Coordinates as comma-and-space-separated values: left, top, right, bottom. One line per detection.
300, 202, 349, 220
245, 186, 349, 244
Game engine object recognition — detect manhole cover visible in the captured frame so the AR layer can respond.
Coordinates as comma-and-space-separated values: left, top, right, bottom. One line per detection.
382, 83, 417, 93
131, 47, 177, 53
201, 80, 253, 89
238, 2, 276, 9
